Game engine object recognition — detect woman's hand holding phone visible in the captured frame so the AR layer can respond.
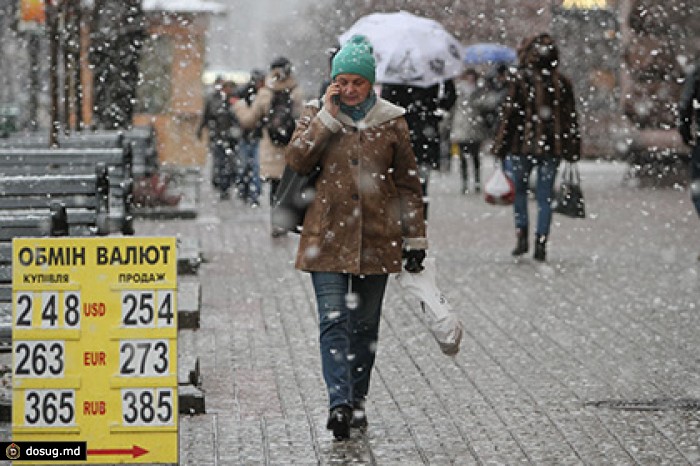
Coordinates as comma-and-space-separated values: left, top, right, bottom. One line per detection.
324, 81, 341, 117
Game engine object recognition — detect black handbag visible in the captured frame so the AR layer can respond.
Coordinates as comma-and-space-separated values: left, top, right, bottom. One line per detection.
553, 162, 586, 219
271, 164, 321, 234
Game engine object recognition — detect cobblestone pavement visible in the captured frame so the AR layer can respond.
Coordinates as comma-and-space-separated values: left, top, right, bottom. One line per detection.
134, 158, 699, 465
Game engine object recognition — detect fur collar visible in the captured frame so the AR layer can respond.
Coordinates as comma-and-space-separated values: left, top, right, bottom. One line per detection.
308, 97, 406, 129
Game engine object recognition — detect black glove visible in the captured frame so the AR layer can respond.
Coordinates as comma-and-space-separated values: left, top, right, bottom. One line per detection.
403, 249, 426, 273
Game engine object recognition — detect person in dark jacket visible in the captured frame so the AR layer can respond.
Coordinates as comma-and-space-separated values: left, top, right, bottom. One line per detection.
450, 68, 492, 194
491, 33, 581, 262
678, 59, 700, 261
285, 35, 427, 440
381, 78, 456, 219
197, 79, 240, 199
678, 60, 700, 216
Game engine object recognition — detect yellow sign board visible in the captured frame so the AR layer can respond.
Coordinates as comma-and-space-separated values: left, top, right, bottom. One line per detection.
11, 237, 178, 464
562, 0, 607, 8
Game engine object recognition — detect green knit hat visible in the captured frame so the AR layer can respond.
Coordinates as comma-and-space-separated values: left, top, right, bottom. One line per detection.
332, 35, 376, 84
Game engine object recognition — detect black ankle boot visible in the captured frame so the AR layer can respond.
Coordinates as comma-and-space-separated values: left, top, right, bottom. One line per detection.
326, 405, 352, 440
534, 235, 547, 262
350, 400, 368, 429
511, 229, 528, 256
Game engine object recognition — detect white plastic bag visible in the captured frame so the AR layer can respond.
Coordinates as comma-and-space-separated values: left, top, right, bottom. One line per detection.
395, 258, 463, 356
484, 166, 515, 205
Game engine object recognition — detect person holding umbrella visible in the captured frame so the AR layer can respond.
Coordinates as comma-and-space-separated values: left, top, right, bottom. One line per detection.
284, 35, 427, 440
381, 79, 456, 218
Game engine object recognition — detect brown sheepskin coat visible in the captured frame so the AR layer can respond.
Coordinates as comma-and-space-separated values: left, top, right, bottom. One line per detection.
492, 33, 581, 162
285, 97, 427, 275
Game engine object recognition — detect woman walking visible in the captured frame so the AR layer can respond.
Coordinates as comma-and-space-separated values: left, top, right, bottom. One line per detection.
285, 35, 428, 440
450, 68, 492, 194
492, 33, 581, 261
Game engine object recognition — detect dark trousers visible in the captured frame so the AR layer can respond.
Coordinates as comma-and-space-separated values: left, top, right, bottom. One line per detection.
268, 178, 281, 206
458, 140, 482, 190
212, 141, 235, 193
417, 163, 431, 221
691, 143, 700, 216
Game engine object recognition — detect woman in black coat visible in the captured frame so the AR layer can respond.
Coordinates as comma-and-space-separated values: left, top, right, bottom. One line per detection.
381, 79, 456, 219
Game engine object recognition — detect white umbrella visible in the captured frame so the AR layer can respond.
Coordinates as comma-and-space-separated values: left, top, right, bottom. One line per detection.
338, 11, 463, 88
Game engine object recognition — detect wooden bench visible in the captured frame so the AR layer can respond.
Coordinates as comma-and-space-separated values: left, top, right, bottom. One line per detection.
0, 243, 15, 351
0, 167, 110, 348
0, 126, 157, 177
0, 147, 133, 235
122, 126, 159, 179
0, 169, 110, 236
0, 202, 68, 240
0, 132, 124, 150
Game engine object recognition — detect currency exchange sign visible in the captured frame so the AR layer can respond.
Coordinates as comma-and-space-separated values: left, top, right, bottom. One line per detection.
11, 237, 178, 464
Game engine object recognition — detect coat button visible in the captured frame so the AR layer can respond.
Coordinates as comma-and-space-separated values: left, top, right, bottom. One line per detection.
351, 194, 359, 201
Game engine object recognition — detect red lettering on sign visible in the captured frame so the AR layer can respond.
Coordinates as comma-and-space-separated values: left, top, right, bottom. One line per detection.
83, 400, 106, 415
83, 351, 106, 366
83, 302, 106, 317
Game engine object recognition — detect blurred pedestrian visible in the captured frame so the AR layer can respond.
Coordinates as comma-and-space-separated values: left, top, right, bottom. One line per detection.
678, 60, 700, 208
197, 79, 240, 199
285, 35, 427, 440
234, 69, 266, 207
492, 33, 581, 262
482, 63, 510, 137
678, 57, 700, 260
233, 57, 305, 235
381, 77, 456, 220
450, 68, 491, 194
197, 76, 223, 187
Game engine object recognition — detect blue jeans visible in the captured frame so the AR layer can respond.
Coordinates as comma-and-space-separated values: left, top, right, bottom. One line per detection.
311, 272, 388, 409
690, 143, 700, 217
236, 140, 261, 203
507, 154, 560, 236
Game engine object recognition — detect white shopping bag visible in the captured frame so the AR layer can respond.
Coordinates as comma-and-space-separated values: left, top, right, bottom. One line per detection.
484, 166, 515, 205
395, 258, 463, 356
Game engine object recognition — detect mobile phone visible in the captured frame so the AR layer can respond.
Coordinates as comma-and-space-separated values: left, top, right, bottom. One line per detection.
331, 78, 340, 106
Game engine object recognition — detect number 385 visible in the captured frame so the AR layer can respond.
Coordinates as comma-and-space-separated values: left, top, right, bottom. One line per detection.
122, 388, 174, 426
